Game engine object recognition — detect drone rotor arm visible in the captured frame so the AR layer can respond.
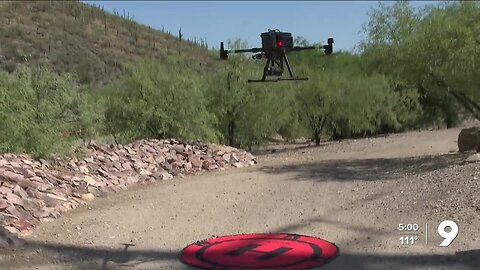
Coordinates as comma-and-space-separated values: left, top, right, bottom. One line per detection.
290, 38, 334, 54
290, 46, 317, 52
229, 47, 263, 54
220, 42, 264, 60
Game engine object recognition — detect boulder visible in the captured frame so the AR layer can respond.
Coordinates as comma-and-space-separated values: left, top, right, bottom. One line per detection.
160, 172, 173, 180
0, 199, 8, 210
190, 156, 202, 168
83, 175, 96, 186
1, 170, 24, 183
458, 127, 480, 152
81, 193, 95, 201
0, 187, 12, 195
6, 193, 23, 206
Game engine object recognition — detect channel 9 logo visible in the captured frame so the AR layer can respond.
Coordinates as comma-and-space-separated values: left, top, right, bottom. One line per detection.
438, 220, 459, 247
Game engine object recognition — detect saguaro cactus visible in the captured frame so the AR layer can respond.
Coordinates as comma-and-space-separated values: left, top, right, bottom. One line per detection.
103, 14, 107, 33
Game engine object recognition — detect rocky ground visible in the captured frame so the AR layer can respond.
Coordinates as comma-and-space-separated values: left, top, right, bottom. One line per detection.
0, 128, 479, 270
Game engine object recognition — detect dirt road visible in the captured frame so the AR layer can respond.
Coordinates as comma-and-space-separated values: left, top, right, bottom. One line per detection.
0, 128, 479, 270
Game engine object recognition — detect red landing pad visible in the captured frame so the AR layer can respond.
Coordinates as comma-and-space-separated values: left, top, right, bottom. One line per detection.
180, 233, 339, 270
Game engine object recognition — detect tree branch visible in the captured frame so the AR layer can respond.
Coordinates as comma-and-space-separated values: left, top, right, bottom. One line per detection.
429, 73, 480, 120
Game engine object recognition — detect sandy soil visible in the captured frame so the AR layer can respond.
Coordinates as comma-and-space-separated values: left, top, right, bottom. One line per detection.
0, 128, 479, 270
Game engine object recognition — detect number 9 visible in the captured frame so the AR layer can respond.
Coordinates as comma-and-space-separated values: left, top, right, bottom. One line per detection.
437, 220, 459, 247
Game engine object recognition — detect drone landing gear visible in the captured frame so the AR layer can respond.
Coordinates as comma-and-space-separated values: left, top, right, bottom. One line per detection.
248, 78, 308, 83
248, 52, 308, 83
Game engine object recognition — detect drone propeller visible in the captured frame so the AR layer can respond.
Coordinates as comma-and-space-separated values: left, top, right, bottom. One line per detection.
220, 42, 227, 59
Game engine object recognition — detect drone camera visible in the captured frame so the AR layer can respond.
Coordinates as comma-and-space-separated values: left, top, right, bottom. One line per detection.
252, 53, 264, 60
267, 66, 284, 76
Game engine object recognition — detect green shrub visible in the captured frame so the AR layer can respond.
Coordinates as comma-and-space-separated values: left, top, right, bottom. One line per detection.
101, 57, 218, 144
0, 66, 101, 158
360, 1, 480, 125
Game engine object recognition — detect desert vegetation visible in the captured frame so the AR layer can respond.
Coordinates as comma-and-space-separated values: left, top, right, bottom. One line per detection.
0, 1, 479, 158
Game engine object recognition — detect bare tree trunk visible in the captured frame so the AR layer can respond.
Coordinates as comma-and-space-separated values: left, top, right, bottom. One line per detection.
312, 116, 328, 146
431, 73, 480, 121
314, 134, 321, 146
228, 119, 235, 147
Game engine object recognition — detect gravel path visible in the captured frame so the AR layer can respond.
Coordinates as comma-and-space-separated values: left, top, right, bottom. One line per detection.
0, 128, 478, 270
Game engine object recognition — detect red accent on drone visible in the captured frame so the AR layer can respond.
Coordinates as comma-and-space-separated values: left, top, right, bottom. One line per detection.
277, 40, 284, 48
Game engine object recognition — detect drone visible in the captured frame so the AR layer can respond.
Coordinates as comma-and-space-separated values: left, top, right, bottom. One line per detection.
220, 29, 334, 82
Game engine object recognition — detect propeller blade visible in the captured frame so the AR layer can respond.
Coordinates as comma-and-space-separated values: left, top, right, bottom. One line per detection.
220, 42, 228, 59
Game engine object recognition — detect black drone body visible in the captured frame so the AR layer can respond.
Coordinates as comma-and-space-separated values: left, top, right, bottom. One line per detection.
220, 29, 334, 82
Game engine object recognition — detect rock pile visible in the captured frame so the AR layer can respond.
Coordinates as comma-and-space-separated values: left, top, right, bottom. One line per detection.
0, 139, 256, 243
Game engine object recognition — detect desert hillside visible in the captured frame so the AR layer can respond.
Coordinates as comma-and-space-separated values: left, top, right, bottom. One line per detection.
0, 1, 214, 88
